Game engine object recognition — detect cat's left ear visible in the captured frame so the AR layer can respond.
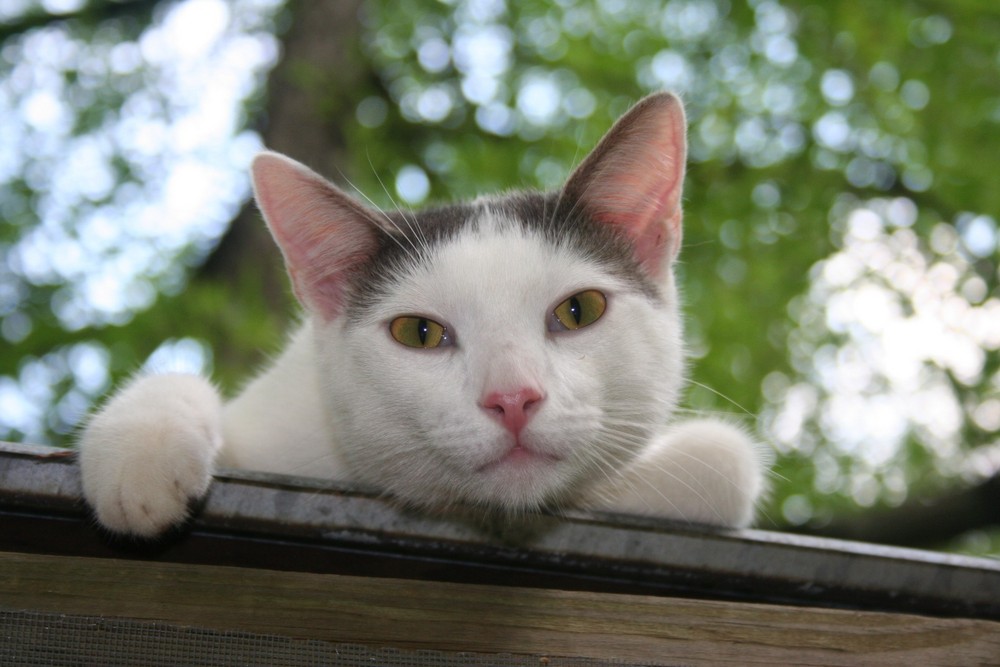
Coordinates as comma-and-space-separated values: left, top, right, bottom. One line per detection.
562, 92, 687, 280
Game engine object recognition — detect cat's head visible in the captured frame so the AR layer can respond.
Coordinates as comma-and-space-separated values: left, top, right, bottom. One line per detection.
251, 93, 688, 512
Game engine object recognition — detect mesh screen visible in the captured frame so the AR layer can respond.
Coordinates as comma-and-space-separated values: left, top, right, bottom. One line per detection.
0, 609, 668, 666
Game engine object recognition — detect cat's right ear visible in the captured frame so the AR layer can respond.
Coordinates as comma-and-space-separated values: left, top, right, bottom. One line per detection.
561, 92, 687, 281
251, 152, 379, 321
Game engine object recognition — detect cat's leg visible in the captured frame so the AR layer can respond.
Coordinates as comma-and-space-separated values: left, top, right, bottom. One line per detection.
77, 373, 223, 537
587, 419, 767, 528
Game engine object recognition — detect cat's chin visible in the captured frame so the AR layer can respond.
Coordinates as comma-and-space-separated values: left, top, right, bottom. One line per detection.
462, 450, 579, 512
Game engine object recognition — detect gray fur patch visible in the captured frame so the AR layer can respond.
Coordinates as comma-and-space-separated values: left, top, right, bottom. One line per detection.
346, 190, 660, 321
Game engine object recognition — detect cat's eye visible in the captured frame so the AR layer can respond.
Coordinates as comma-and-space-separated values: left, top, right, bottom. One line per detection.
390, 316, 449, 349
552, 290, 607, 331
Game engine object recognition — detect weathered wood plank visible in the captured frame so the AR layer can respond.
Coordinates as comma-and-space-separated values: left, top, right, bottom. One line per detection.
1, 551, 998, 666
2, 441, 1000, 621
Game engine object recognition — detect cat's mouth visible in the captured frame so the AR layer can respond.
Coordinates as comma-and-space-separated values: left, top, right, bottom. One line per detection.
476, 444, 562, 473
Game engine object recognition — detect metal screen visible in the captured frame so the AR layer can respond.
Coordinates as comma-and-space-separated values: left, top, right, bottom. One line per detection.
0, 609, 667, 667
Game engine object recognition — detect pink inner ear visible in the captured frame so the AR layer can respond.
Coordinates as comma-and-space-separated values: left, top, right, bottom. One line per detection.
251, 152, 379, 321
566, 93, 687, 279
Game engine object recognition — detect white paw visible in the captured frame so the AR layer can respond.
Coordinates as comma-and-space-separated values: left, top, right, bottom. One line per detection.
78, 374, 223, 537
587, 419, 768, 527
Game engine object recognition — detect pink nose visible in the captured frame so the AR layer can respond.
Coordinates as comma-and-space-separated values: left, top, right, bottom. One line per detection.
480, 388, 545, 434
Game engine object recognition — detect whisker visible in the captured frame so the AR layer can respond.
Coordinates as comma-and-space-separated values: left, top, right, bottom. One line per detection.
544, 128, 586, 234
685, 381, 755, 418
364, 152, 433, 257
665, 442, 776, 525
338, 172, 422, 263
590, 427, 727, 524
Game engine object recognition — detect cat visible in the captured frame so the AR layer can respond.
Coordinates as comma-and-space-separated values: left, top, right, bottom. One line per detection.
77, 92, 767, 537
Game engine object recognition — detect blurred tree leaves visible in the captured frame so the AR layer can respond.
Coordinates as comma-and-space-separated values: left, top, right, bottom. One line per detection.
1, 0, 998, 551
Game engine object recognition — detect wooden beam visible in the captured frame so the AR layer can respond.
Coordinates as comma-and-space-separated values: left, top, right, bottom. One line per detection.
2, 441, 999, 621
1, 551, 998, 666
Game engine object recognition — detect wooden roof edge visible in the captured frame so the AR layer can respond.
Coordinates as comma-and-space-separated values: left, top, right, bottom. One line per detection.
2, 441, 998, 620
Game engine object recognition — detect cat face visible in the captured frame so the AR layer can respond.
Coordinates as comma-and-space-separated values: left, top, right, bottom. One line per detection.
252, 92, 689, 511
321, 204, 684, 511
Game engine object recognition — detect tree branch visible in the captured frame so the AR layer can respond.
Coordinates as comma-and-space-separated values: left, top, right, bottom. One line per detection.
0, 0, 160, 42
794, 474, 1000, 549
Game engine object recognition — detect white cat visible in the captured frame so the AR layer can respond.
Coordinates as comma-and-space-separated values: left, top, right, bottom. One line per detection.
78, 92, 767, 537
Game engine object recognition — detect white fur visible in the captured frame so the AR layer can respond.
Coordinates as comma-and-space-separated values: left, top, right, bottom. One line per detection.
78, 94, 768, 536
78, 373, 223, 536
77, 211, 766, 535
583, 419, 768, 526
220, 325, 344, 478
319, 212, 685, 511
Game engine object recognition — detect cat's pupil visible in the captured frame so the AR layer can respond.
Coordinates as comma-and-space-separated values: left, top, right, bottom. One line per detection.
417, 318, 429, 344
568, 296, 582, 325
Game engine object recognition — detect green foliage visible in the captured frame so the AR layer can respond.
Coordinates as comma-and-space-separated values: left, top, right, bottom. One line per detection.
350, 0, 1000, 532
1, 0, 999, 547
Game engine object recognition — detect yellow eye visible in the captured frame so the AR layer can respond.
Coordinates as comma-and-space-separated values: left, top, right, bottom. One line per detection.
553, 290, 607, 331
389, 316, 448, 348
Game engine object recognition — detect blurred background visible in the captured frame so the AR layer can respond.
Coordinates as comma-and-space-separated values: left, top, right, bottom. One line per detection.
1, 0, 998, 554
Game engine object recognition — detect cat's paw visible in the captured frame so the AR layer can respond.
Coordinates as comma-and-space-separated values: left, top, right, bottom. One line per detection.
587, 419, 768, 527
78, 374, 224, 537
